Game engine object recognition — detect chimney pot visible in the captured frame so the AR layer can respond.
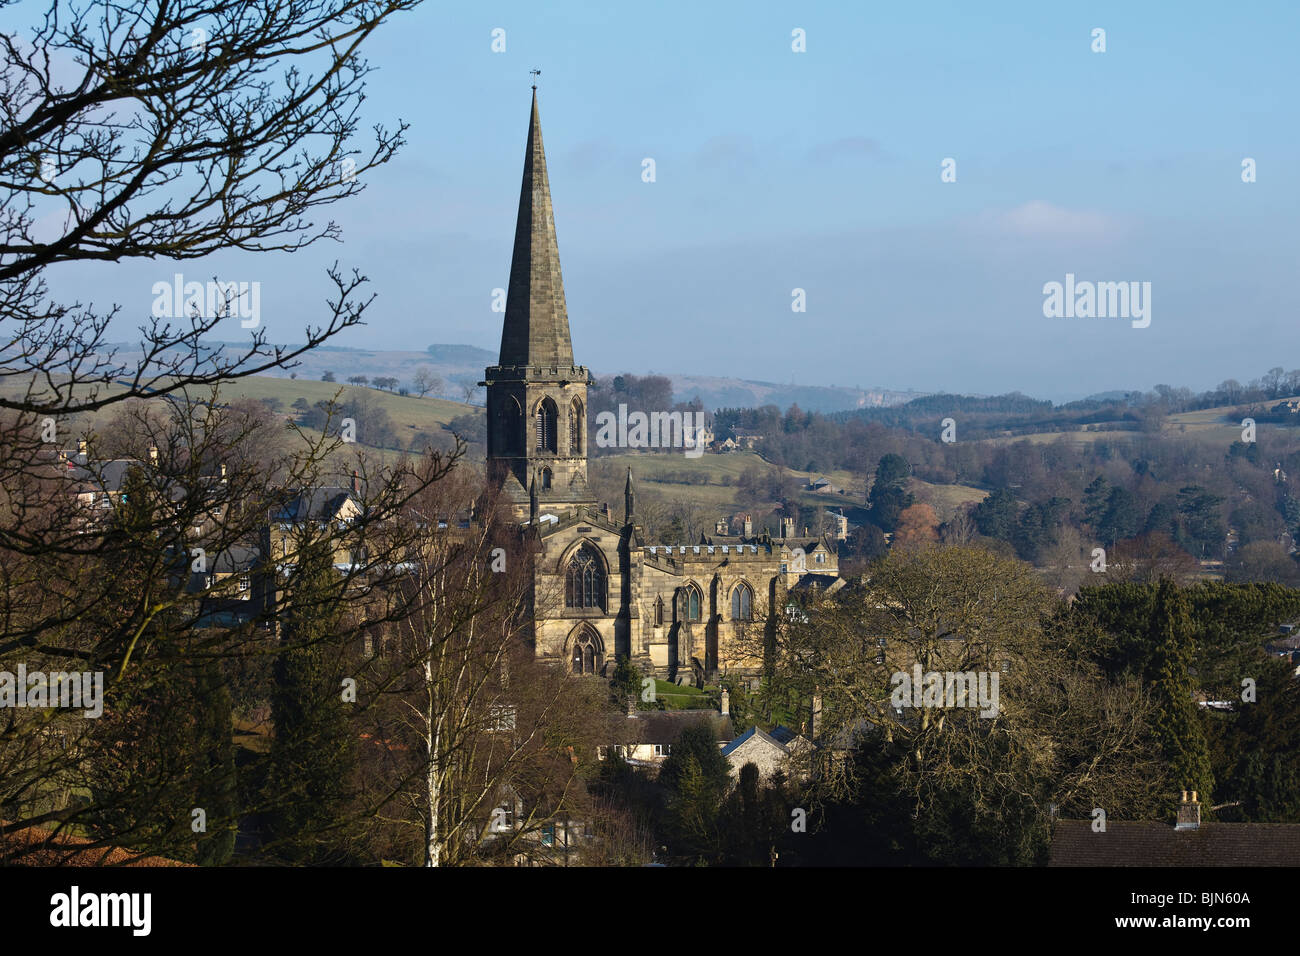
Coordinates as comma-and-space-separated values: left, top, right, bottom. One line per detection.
1175, 790, 1201, 830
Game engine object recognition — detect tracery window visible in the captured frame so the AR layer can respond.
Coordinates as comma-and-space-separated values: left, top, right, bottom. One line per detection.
681, 583, 702, 622
731, 582, 753, 621
565, 544, 605, 610
570, 628, 599, 674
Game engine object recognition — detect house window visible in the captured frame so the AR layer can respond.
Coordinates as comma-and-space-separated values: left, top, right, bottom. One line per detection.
565, 544, 605, 610
536, 398, 558, 453
541, 824, 555, 847
780, 563, 788, 573
238, 573, 250, 592
731, 583, 753, 621
654, 744, 664, 757
489, 704, 517, 731
816, 553, 825, 564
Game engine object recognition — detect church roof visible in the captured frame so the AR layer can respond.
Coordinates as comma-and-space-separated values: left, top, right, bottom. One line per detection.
499, 89, 574, 368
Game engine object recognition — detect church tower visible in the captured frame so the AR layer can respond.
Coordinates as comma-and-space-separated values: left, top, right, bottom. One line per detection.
483, 89, 594, 519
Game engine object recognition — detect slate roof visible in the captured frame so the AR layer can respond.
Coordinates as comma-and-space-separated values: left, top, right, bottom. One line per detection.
1049, 820, 1300, 866
721, 725, 787, 759
620, 710, 733, 745
1, 825, 192, 867
272, 487, 354, 522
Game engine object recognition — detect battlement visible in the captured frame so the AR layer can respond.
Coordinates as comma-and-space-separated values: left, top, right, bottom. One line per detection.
646, 544, 768, 559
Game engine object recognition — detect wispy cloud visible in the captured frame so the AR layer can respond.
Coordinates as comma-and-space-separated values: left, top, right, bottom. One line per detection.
807, 136, 882, 163
693, 134, 757, 173
983, 200, 1121, 241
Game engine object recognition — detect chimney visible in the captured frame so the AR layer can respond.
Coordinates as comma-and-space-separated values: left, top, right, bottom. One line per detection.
220, 463, 227, 480
1175, 790, 1201, 830
351, 470, 359, 495
810, 693, 822, 740
720, 688, 730, 717
148, 445, 158, 465
625, 695, 637, 718
780, 516, 794, 539
743, 515, 753, 537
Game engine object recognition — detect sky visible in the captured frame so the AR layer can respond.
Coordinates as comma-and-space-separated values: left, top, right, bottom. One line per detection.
26, 0, 1300, 402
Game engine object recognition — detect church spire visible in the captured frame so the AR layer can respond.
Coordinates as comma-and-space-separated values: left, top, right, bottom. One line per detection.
624, 466, 635, 524
499, 88, 573, 368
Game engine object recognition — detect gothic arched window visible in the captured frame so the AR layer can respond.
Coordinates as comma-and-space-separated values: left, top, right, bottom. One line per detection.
565, 544, 605, 611
569, 400, 583, 455
499, 396, 522, 456
653, 596, 664, 626
536, 398, 558, 453
540, 467, 552, 490
681, 584, 702, 622
731, 582, 753, 621
570, 627, 600, 675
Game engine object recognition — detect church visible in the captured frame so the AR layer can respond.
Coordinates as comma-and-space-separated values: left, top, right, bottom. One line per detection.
481, 90, 841, 686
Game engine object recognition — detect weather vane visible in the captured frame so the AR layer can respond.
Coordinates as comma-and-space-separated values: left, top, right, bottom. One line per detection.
530, 68, 541, 90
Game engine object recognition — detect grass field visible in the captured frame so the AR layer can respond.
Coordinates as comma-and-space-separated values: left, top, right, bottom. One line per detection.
593, 450, 987, 524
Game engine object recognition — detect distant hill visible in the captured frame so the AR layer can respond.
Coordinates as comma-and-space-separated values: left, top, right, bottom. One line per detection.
669, 375, 924, 414
103, 342, 925, 413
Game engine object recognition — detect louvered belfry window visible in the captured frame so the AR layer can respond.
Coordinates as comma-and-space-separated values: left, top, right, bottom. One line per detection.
536, 398, 558, 452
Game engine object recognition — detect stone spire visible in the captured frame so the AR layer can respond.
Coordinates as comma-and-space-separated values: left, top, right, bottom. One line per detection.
529, 473, 539, 525
499, 89, 573, 368
624, 467, 635, 524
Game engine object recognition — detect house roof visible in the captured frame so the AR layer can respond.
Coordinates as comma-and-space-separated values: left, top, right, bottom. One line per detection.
721, 725, 788, 759
272, 487, 355, 522
1, 825, 193, 867
768, 725, 809, 746
1049, 820, 1300, 866
621, 710, 733, 745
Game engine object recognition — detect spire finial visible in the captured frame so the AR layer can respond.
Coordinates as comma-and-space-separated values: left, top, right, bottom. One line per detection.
529, 68, 541, 91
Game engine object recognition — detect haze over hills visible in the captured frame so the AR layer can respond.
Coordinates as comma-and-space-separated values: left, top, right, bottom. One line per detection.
119, 341, 928, 413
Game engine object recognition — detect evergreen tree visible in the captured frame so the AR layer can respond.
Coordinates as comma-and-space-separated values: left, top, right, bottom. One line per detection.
267, 539, 359, 863
972, 487, 1017, 541
659, 724, 732, 863
866, 454, 913, 533
193, 658, 238, 865
1147, 581, 1215, 807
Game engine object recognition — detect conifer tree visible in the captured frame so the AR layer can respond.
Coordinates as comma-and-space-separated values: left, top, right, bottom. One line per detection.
267, 539, 359, 863
1147, 580, 1215, 807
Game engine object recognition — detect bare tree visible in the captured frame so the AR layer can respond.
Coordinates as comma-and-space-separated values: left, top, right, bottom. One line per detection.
0, 0, 439, 864
412, 367, 441, 399
355, 474, 606, 866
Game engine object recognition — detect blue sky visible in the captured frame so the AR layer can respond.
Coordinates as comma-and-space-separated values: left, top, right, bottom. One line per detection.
34, 0, 1300, 401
